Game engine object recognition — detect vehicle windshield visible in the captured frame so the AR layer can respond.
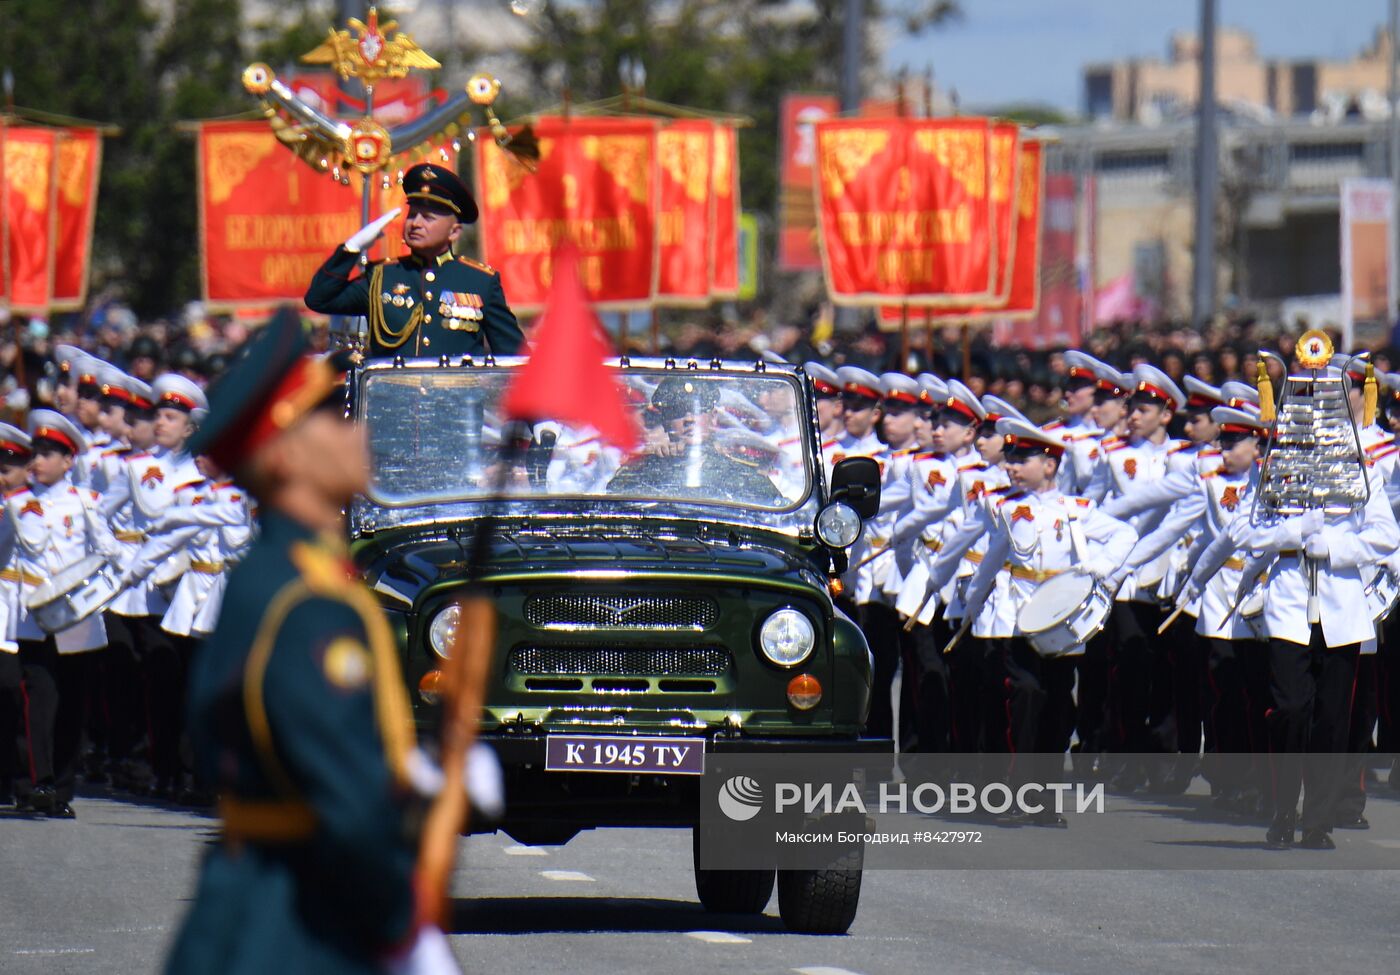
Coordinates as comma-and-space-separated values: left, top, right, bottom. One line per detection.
360, 366, 812, 512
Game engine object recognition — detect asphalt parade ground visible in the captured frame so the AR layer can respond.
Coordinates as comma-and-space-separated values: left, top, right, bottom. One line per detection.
3, 777, 1400, 974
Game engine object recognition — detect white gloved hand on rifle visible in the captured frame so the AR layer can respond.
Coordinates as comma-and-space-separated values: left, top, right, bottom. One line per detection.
1298, 508, 1325, 539
344, 208, 401, 254
1304, 532, 1330, 562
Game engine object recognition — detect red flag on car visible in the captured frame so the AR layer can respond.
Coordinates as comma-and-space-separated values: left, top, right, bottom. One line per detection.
501, 247, 643, 451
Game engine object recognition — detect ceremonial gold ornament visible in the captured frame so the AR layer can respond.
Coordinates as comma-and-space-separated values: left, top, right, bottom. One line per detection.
1296, 329, 1333, 370
300, 6, 440, 85
242, 63, 274, 95
241, 6, 536, 179
468, 74, 501, 106
349, 119, 392, 173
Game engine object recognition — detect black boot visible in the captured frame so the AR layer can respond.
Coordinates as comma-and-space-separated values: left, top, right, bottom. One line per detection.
28, 783, 56, 816
1298, 828, 1335, 850
1265, 813, 1296, 850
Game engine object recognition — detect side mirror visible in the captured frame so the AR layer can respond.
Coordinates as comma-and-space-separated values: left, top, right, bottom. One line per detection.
830, 456, 881, 521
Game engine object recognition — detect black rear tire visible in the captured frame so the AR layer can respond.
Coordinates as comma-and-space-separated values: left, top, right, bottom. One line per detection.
776, 858, 863, 933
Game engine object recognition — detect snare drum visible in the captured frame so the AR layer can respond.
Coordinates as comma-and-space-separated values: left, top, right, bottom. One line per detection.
1365, 567, 1400, 624
1017, 570, 1113, 658
24, 555, 122, 634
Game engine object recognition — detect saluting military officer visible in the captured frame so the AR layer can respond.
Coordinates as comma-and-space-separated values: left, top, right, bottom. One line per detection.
165, 311, 438, 974
305, 163, 524, 360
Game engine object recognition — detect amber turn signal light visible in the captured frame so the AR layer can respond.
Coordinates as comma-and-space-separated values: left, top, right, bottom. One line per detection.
419, 669, 444, 704
786, 673, 822, 710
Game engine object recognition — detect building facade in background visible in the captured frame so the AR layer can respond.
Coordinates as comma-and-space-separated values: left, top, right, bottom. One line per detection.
1063, 26, 1398, 334
1085, 27, 1395, 124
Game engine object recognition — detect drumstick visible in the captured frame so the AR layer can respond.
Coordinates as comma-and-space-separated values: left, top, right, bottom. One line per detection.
1156, 603, 1187, 635
942, 618, 971, 654
852, 545, 893, 571
902, 590, 936, 632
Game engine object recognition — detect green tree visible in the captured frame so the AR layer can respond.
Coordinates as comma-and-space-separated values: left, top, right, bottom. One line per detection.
1, 0, 247, 318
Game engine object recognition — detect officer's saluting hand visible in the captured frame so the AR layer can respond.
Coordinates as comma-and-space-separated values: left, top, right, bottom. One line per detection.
305, 163, 524, 360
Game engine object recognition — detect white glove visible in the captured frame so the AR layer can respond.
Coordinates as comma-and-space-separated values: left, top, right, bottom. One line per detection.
1298, 508, 1324, 538
386, 925, 460, 975
344, 208, 401, 253
465, 741, 505, 821
401, 743, 504, 821
1175, 582, 1201, 612
1305, 533, 1329, 562
1104, 565, 1130, 592
1080, 557, 1116, 582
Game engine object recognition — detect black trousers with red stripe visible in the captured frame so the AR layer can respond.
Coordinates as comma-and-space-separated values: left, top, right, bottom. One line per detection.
908, 617, 950, 756
0, 651, 22, 795
1202, 637, 1272, 794
858, 602, 902, 744
1334, 653, 1378, 822
129, 616, 186, 789
17, 637, 95, 802
1267, 631, 1358, 832
1001, 638, 1076, 789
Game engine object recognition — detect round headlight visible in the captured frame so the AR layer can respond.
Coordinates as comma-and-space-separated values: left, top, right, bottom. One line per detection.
428, 604, 461, 659
815, 502, 862, 548
759, 608, 815, 667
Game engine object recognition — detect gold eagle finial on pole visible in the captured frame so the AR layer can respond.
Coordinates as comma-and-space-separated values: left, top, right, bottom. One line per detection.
300, 6, 440, 84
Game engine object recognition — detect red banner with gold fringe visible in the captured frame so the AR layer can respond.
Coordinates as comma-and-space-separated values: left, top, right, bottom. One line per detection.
52, 128, 103, 310
197, 120, 361, 308
476, 115, 658, 313
815, 116, 996, 307
2, 126, 59, 314
879, 129, 1041, 328
709, 123, 740, 298
655, 118, 714, 306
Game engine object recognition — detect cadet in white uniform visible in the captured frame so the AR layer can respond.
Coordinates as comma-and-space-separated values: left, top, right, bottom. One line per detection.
123, 464, 254, 639
804, 362, 846, 471
850, 373, 921, 744
100, 374, 208, 799
939, 419, 1136, 822
93, 369, 157, 790
5, 412, 120, 818
1234, 412, 1400, 848
0, 425, 33, 807
1050, 351, 1111, 495
1088, 364, 1189, 789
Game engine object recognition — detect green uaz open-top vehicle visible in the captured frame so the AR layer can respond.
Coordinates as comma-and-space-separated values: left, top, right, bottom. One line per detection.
350, 356, 884, 932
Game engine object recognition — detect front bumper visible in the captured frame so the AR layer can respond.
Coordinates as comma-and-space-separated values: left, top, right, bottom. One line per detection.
481, 732, 893, 765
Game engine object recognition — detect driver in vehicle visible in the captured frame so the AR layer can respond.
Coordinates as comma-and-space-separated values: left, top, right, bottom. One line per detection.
606, 377, 788, 507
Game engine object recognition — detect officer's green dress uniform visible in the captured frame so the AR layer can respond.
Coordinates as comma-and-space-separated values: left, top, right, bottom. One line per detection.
304, 163, 524, 360
165, 318, 422, 974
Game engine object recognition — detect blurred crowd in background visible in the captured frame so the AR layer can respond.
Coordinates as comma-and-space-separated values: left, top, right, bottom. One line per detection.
5, 303, 1398, 429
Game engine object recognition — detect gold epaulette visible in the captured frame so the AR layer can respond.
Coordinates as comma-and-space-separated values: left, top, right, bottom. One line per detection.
458, 255, 498, 275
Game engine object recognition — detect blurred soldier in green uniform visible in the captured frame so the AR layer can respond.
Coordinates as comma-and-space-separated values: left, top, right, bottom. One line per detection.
165, 311, 435, 973
305, 163, 524, 360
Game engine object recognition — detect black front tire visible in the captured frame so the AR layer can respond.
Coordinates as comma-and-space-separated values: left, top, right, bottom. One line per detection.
692, 828, 775, 914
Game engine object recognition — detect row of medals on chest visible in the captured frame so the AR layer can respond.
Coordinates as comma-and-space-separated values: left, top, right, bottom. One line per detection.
380, 280, 483, 331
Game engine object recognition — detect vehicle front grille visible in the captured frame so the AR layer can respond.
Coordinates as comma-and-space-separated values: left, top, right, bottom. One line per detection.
509, 646, 731, 678
524, 593, 719, 631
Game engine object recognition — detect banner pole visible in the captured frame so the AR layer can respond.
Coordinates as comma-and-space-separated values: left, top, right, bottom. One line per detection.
620, 311, 630, 351
651, 308, 660, 354
961, 325, 971, 382
899, 303, 911, 372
